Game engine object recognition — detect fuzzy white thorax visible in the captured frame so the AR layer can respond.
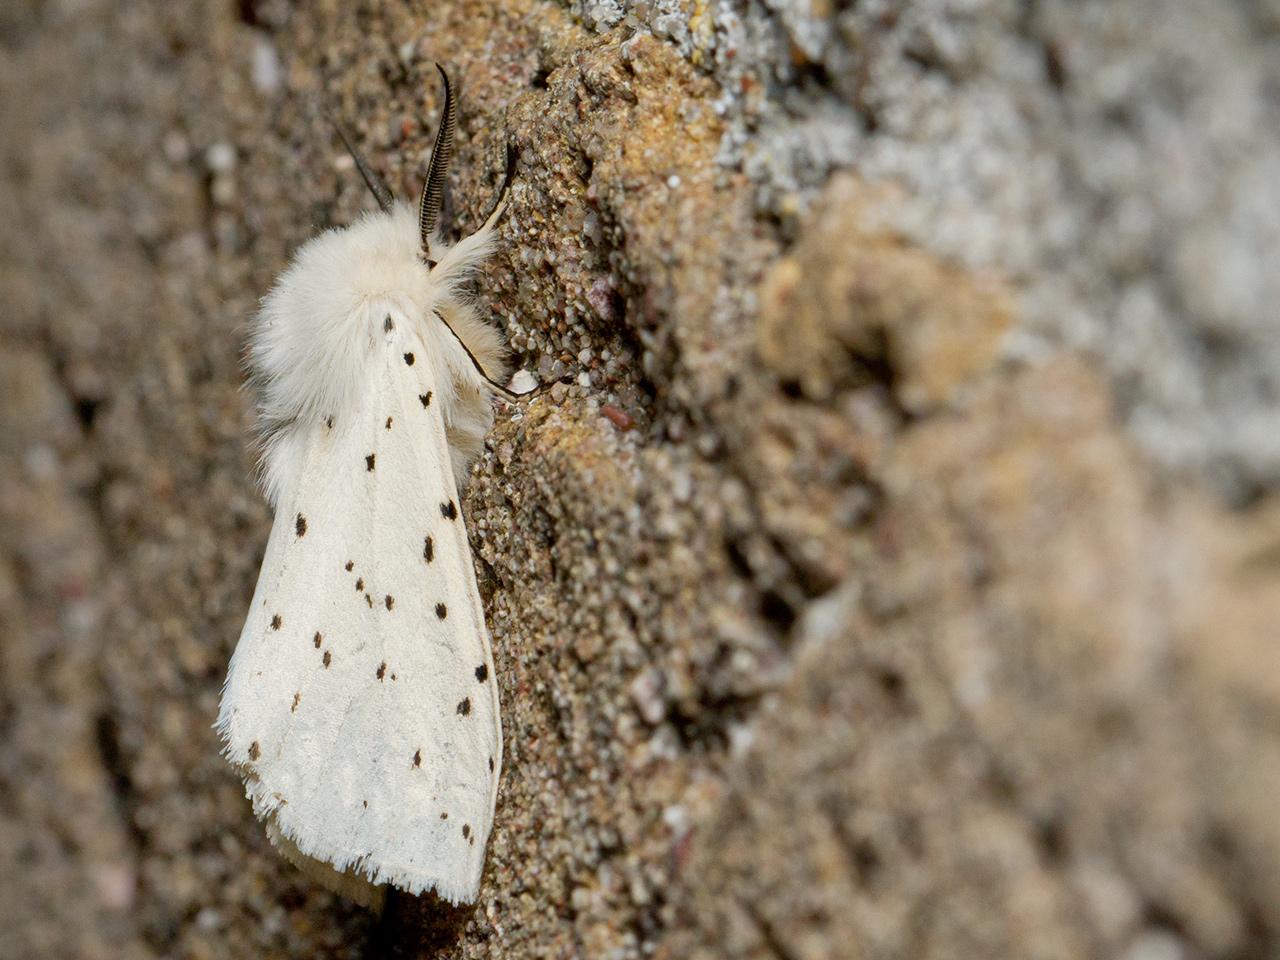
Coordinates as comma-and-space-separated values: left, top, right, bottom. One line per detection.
249, 201, 507, 504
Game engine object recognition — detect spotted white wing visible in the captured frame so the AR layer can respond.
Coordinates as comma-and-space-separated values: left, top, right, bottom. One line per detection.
217, 303, 502, 905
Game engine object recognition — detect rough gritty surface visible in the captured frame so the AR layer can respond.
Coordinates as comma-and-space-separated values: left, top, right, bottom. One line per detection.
1, 1, 1279, 959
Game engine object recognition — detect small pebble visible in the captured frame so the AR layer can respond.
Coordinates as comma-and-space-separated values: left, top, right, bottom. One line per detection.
662, 805, 690, 832
509, 369, 539, 393
601, 404, 634, 431
92, 863, 136, 912
205, 142, 236, 174
586, 277, 617, 321
251, 38, 282, 94
629, 666, 667, 725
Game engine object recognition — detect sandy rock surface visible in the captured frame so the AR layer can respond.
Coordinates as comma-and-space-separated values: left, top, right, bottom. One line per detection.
1, 1, 1278, 958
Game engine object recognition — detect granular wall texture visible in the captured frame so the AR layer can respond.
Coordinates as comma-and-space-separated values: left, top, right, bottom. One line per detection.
1, 1, 1278, 958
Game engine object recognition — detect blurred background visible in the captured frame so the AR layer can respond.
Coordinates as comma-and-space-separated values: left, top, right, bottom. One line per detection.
1, 1, 1278, 958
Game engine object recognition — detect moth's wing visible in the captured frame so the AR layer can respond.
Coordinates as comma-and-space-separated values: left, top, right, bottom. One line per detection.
217, 304, 502, 905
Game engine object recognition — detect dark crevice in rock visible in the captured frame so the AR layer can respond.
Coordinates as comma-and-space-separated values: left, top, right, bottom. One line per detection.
740, 898, 804, 960
93, 711, 147, 855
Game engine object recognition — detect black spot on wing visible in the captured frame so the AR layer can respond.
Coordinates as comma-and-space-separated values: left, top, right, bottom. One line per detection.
325, 415, 334, 429
440, 811, 448, 820
384, 315, 394, 332
403, 352, 415, 366
248, 741, 261, 761
292, 692, 301, 712
419, 391, 433, 408
462, 823, 470, 838
355, 578, 364, 591
295, 514, 307, 536
385, 416, 393, 429
366, 453, 376, 471
413, 749, 421, 768
475, 664, 488, 682
457, 697, 471, 716
441, 500, 457, 520
345, 561, 354, 572
423, 536, 434, 563
489, 756, 494, 772
323, 650, 332, 668
376, 662, 386, 681
384, 595, 394, 611
365, 593, 373, 608
313, 632, 323, 649
270, 614, 282, 631
435, 603, 447, 620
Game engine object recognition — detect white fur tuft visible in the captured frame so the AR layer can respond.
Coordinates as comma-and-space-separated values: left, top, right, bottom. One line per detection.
249, 202, 507, 506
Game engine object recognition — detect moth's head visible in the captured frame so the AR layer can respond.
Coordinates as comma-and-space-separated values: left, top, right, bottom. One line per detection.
329, 63, 456, 270
329, 63, 516, 323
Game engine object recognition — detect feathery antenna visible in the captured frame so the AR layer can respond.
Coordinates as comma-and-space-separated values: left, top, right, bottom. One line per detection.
325, 114, 395, 212
419, 64, 456, 261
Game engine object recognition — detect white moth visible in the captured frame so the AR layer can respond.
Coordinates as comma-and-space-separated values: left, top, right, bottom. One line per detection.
216, 66, 526, 909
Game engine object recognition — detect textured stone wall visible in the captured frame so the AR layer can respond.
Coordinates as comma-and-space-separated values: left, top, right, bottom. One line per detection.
2, 1, 1278, 958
